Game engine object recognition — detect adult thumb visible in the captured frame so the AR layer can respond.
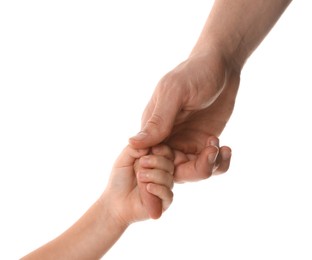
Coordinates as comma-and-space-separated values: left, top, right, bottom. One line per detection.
129, 96, 181, 149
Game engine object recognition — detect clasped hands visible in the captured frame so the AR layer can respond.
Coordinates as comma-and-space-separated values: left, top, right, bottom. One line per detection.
128, 51, 241, 219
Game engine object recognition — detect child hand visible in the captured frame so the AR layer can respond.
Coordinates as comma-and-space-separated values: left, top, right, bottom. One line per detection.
102, 144, 174, 226
136, 144, 175, 219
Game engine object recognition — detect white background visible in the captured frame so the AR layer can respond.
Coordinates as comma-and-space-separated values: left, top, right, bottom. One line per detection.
0, 1, 311, 259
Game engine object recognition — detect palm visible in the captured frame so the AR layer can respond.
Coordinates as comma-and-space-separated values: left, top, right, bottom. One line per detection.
168, 72, 239, 181
126, 187, 150, 222
168, 69, 240, 152
141, 53, 241, 181
129, 51, 241, 183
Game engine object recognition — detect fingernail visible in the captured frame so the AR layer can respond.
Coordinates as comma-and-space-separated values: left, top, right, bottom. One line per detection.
208, 138, 219, 147
222, 149, 232, 160
146, 183, 154, 192
132, 131, 147, 141
208, 152, 218, 164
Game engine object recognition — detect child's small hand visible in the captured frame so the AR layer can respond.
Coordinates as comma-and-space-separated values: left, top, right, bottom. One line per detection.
103, 144, 174, 226
136, 144, 174, 219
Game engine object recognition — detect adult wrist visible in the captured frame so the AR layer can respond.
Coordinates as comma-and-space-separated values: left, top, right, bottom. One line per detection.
190, 34, 245, 74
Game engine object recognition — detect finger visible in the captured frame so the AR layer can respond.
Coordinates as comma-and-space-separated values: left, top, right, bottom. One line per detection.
129, 83, 183, 149
151, 144, 174, 161
113, 145, 149, 168
212, 146, 232, 175
137, 180, 162, 219
136, 153, 174, 219
174, 145, 219, 183
206, 135, 219, 147
137, 169, 174, 189
139, 155, 174, 174
147, 183, 174, 213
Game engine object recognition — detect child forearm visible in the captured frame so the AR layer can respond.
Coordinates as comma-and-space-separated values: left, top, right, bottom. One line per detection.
21, 198, 127, 260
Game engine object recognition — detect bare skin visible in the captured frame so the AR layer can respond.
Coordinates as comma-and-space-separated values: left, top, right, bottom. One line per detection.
22, 144, 174, 259
21, 1, 293, 257
130, 0, 292, 216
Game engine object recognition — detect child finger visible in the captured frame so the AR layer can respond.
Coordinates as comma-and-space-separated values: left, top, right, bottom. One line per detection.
151, 144, 174, 161
139, 155, 174, 174
146, 183, 174, 211
137, 169, 174, 189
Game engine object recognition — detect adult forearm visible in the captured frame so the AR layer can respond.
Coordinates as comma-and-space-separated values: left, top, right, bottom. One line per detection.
191, 0, 292, 69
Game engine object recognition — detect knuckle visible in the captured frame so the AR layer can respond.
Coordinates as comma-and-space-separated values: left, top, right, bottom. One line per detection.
147, 114, 170, 137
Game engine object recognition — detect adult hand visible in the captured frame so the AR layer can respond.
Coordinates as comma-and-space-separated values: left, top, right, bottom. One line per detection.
129, 0, 291, 183
130, 47, 240, 182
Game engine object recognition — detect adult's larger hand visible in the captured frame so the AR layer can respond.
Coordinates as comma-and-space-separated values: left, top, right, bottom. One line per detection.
129, 0, 291, 183
130, 46, 240, 182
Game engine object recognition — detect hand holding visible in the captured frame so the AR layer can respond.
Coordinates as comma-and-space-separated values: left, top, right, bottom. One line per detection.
130, 49, 240, 182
